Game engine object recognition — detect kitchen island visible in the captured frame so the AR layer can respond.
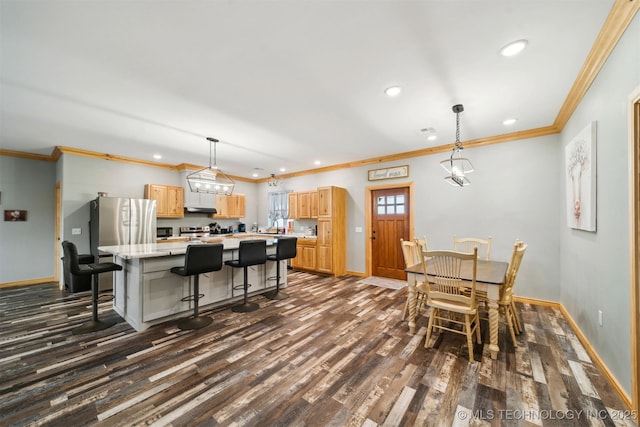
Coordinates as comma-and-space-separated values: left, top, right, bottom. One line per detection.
99, 238, 282, 332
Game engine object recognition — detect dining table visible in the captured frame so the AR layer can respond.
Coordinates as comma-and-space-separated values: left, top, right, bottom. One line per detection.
405, 259, 509, 360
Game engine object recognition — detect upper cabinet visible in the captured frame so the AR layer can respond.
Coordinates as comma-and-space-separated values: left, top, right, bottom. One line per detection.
288, 190, 318, 219
311, 191, 319, 218
211, 194, 246, 219
144, 184, 184, 218
288, 192, 298, 219
318, 187, 332, 217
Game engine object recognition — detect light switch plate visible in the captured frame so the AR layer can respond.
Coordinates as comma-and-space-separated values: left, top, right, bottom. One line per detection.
355, 227, 362, 233
72, 228, 82, 235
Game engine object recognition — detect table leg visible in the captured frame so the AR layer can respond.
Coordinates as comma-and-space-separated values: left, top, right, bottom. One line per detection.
487, 286, 500, 359
407, 273, 417, 335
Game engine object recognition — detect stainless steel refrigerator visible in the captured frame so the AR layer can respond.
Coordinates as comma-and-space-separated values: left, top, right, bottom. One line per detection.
89, 197, 157, 289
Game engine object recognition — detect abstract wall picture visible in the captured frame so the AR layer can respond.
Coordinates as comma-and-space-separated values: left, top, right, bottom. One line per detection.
4, 210, 27, 221
565, 121, 596, 231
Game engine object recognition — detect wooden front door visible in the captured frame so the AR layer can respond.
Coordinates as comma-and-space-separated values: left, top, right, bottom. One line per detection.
371, 187, 410, 279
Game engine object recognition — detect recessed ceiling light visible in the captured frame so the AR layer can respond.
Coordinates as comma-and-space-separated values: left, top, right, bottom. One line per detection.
500, 39, 528, 57
153, 154, 162, 160
314, 160, 321, 166
503, 118, 518, 125
279, 167, 286, 172
385, 86, 402, 97
421, 127, 437, 141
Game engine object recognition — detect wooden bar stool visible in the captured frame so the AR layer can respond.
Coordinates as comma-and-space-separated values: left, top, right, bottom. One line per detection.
225, 239, 267, 312
265, 237, 297, 300
62, 241, 122, 334
171, 244, 223, 330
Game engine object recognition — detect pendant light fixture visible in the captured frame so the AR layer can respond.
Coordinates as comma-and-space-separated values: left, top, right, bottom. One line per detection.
440, 104, 473, 187
267, 173, 279, 187
186, 137, 235, 195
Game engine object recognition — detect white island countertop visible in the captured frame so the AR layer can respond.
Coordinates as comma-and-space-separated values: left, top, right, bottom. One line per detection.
99, 237, 276, 260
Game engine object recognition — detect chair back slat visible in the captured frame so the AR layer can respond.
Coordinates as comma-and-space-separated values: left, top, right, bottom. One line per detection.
453, 235, 492, 261
423, 248, 478, 306
400, 239, 420, 268
501, 241, 527, 302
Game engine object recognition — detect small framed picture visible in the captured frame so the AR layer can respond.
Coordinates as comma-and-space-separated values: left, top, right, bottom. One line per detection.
4, 210, 27, 221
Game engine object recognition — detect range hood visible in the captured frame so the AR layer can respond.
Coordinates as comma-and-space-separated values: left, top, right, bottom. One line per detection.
184, 206, 218, 214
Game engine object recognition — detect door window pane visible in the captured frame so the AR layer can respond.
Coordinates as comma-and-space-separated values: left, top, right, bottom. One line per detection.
375, 192, 406, 215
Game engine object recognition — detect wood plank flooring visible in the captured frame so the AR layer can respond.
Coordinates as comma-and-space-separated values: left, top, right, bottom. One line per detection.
0, 272, 636, 426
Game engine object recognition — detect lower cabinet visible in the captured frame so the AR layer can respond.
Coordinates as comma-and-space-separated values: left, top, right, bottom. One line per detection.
142, 270, 189, 322
111, 243, 283, 332
199, 269, 232, 306
292, 239, 317, 271
316, 245, 332, 273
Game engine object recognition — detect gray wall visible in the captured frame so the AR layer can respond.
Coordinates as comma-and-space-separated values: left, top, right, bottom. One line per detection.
559, 13, 639, 395
261, 133, 561, 302
59, 154, 260, 254
1, 12, 637, 397
0, 156, 56, 283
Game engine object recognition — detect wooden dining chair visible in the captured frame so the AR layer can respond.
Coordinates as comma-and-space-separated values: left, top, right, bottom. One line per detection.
400, 239, 427, 320
476, 240, 527, 346
453, 235, 492, 260
420, 247, 481, 362
414, 235, 429, 253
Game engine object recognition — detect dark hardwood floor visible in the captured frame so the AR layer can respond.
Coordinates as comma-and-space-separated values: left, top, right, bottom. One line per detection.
0, 272, 635, 426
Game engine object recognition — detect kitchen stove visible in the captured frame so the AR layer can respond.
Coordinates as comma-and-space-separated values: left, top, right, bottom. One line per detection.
179, 226, 211, 240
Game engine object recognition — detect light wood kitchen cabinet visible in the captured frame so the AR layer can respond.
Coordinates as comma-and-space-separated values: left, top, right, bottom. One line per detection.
318, 186, 332, 217
292, 238, 317, 271
288, 191, 317, 219
211, 194, 246, 218
289, 186, 346, 276
315, 186, 346, 276
288, 192, 299, 219
316, 219, 333, 273
298, 191, 311, 219
144, 184, 184, 218
310, 191, 319, 218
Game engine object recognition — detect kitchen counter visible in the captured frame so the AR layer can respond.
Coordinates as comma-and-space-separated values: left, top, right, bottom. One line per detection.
99, 238, 282, 332
99, 237, 277, 259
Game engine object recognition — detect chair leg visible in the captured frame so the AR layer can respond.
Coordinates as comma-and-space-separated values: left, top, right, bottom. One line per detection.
464, 314, 475, 362
511, 301, 523, 334
72, 274, 116, 335
265, 260, 289, 300
425, 308, 436, 348
232, 267, 259, 312
179, 275, 213, 330
504, 306, 518, 347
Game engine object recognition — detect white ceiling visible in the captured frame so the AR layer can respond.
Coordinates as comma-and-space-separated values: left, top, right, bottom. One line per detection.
0, 1, 614, 179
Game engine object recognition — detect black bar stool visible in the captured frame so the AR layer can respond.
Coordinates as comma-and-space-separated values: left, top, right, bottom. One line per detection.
62, 241, 122, 335
265, 237, 297, 300
225, 239, 267, 313
171, 244, 223, 330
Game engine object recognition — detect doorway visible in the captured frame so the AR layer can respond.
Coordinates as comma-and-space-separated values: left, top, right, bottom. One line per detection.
55, 181, 61, 288
630, 87, 640, 417
365, 182, 413, 280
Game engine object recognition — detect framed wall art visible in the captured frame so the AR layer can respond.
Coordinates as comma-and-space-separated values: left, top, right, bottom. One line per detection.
565, 121, 596, 231
4, 210, 27, 222
368, 165, 409, 181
